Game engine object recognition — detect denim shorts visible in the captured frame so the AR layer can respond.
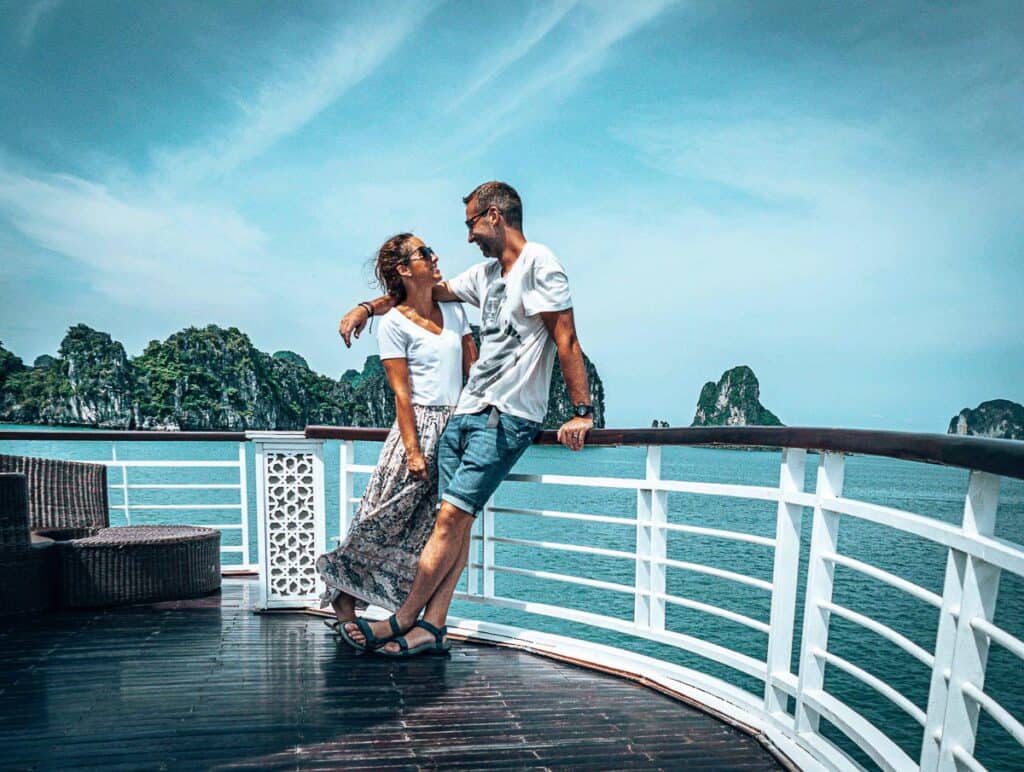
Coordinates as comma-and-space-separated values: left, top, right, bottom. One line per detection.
438, 408, 542, 516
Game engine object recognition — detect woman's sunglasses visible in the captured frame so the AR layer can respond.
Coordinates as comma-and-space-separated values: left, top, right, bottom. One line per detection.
405, 246, 437, 264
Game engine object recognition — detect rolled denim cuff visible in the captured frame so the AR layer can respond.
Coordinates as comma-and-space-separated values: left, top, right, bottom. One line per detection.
440, 491, 480, 517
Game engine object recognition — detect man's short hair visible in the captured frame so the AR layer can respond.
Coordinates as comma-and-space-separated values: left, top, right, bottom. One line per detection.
463, 181, 523, 230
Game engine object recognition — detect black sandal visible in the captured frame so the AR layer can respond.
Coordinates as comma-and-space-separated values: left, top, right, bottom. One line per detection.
339, 614, 403, 653
374, 620, 451, 658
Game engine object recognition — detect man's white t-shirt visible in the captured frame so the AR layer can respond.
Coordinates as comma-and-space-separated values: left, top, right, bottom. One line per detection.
377, 303, 471, 406
446, 242, 572, 423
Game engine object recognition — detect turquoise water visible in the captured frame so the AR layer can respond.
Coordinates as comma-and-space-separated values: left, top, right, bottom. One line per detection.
2, 424, 1022, 770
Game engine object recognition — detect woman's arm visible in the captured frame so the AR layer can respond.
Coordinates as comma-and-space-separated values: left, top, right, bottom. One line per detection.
339, 281, 460, 347
381, 358, 428, 481
461, 333, 478, 379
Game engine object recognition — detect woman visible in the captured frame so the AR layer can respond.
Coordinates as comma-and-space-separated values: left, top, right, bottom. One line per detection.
316, 233, 476, 654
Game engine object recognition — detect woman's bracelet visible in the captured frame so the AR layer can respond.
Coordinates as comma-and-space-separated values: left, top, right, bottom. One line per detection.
358, 302, 374, 318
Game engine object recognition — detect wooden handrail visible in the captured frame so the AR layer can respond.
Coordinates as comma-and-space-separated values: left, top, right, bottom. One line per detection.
0, 430, 247, 442
305, 425, 1024, 481
1, 425, 1020, 479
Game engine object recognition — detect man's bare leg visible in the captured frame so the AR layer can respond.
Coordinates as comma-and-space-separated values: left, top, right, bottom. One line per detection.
377, 524, 471, 653
346, 501, 474, 645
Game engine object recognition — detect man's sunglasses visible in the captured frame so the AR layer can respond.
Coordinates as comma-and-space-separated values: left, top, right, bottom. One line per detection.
465, 206, 500, 230
405, 245, 437, 264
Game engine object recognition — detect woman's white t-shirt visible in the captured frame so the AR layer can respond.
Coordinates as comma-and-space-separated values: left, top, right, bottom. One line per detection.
376, 303, 471, 406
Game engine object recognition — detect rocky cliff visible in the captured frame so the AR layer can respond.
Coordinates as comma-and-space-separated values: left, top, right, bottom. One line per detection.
691, 366, 783, 427
947, 399, 1024, 440
132, 326, 353, 430
1, 326, 138, 428
1, 323, 607, 431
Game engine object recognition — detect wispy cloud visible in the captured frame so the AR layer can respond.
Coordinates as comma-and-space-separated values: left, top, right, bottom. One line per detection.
446, 0, 580, 112
152, 1, 439, 187
0, 166, 269, 314
446, 0, 679, 156
17, 0, 60, 49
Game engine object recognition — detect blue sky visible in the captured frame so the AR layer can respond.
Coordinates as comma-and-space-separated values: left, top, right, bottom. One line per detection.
1, 1, 1021, 431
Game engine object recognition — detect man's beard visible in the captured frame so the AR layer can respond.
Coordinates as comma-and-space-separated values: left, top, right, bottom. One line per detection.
477, 239, 501, 258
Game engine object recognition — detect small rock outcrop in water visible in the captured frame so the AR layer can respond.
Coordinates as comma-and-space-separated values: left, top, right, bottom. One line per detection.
0, 323, 607, 431
948, 399, 1024, 440
691, 366, 783, 427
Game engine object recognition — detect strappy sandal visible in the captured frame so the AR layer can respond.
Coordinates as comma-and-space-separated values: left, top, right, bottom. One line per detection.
322, 618, 356, 636
339, 614, 403, 653
374, 619, 451, 658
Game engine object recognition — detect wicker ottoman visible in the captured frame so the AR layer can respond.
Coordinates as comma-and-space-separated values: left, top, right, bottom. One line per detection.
54, 525, 221, 608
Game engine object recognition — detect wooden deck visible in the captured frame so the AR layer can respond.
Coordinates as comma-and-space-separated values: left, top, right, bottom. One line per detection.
0, 581, 786, 770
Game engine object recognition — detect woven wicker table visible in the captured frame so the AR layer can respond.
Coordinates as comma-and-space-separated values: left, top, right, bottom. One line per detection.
52, 525, 221, 608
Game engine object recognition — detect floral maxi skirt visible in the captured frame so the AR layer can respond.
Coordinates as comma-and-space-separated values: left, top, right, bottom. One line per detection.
316, 404, 455, 612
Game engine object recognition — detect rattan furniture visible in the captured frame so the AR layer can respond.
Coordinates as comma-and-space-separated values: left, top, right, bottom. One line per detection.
0, 455, 221, 608
0, 473, 56, 616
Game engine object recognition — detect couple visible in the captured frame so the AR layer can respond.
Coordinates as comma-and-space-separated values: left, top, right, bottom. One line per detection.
316, 181, 593, 657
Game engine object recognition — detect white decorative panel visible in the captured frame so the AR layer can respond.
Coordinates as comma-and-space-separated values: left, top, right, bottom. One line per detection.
252, 436, 326, 609
266, 451, 317, 597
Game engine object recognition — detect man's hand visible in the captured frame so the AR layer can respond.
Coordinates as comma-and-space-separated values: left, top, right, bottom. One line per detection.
338, 306, 370, 348
557, 416, 593, 452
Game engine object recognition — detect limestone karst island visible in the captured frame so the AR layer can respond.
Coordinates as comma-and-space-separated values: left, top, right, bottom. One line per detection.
0, 324, 605, 431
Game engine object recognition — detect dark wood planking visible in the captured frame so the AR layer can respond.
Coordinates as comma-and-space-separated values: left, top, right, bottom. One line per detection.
0, 582, 784, 770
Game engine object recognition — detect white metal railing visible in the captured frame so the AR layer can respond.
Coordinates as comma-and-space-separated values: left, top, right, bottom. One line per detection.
5, 428, 1021, 771
275, 437, 1024, 772
80, 443, 253, 570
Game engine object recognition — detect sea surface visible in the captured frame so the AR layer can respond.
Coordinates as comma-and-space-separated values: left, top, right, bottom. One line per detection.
2, 423, 1022, 770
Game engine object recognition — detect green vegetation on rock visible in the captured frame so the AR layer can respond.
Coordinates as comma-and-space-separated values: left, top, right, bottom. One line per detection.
948, 399, 1024, 440
691, 365, 783, 427
272, 350, 309, 369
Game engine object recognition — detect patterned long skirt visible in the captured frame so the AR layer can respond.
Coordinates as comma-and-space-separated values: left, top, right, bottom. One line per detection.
316, 404, 455, 612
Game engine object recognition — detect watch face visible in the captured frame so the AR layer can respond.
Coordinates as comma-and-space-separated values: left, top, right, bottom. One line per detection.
575, 404, 592, 417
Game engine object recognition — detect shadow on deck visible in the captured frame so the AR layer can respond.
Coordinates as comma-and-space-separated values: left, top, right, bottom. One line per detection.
0, 581, 786, 770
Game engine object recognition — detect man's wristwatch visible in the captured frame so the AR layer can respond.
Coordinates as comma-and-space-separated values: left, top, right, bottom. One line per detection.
574, 403, 594, 418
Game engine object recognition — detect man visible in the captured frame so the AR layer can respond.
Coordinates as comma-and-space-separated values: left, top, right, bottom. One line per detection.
337, 181, 594, 655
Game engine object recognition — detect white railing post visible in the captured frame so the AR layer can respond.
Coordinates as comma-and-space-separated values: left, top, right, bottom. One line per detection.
467, 512, 482, 597
237, 442, 250, 569
921, 471, 1001, 771
795, 451, 845, 734
635, 445, 666, 631
764, 447, 808, 717
482, 496, 496, 598
250, 432, 326, 610
338, 440, 355, 541
111, 444, 131, 525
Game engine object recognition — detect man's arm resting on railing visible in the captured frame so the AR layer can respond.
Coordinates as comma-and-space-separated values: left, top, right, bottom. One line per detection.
337, 282, 461, 347
541, 307, 593, 452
